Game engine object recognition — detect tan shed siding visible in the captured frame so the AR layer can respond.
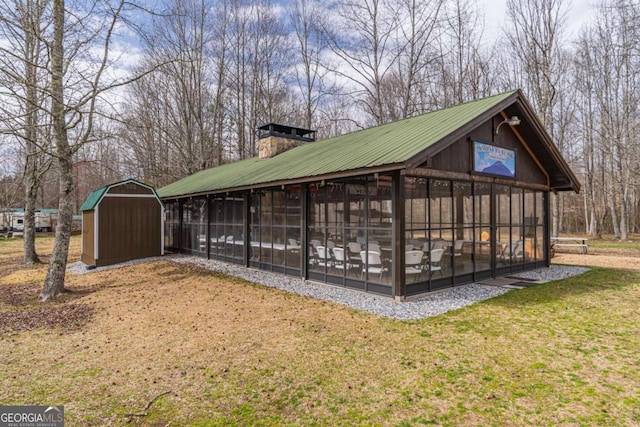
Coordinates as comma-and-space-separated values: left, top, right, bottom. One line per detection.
95, 197, 162, 266
81, 211, 96, 265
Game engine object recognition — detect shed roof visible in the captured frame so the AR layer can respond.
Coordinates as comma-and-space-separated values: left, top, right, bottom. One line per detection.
158, 90, 579, 198
80, 179, 161, 211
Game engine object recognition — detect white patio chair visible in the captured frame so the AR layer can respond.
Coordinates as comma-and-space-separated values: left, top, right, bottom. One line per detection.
405, 250, 424, 282
308, 244, 317, 267
360, 250, 387, 280
368, 243, 381, 254
499, 241, 524, 262
425, 248, 444, 277
347, 242, 363, 272
197, 234, 207, 252
332, 247, 353, 274
316, 245, 333, 271
453, 240, 464, 257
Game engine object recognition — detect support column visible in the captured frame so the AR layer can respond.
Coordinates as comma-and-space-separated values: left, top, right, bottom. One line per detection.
392, 172, 406, 300
206, 195, 211, 259
544, 191, 550, 267
301, 184, 308, 279
178, 199, 184, 253
244, 193, 251, 267
490, 183, 497, 277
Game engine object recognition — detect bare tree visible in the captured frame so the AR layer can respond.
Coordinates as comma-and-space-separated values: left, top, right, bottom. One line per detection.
386, 0, 444, 118
504, 0, 570, 238
439, 0, 490, 105
0, 0, 52, 263
226, 0, 293, 158
572, 0, 640, 240
156, 0, 217, 173
322, 0, 402, 126
289, 0, 337, 130
42, 0, 151, 300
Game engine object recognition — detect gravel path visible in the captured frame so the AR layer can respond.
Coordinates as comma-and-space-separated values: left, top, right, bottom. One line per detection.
67, 256, 589, 320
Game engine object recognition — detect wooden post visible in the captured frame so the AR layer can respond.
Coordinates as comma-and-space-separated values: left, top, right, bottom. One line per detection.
543, 191, 550, 267
206, 195, 211, 260
244, 192, 250, 267
392, 172, 405, 299
301, 183, 308, 279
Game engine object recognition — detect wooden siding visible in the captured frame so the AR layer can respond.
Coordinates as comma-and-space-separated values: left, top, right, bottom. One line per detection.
428, 117, 548, 187
107, 182, 155, 195
95, 197, 162, 267
81, 210, 96, 265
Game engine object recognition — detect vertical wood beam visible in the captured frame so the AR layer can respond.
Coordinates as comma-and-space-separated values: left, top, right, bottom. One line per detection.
543, 191, 550, 267
490, 184, 496, 277
244, 192, 250, 267
301, 183, 308, 279
178, 199, 183, 253
392, 172, 406, 299
206, 195, 211, 259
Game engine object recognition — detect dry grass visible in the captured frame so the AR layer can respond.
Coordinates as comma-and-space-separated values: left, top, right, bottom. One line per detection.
1, 236, 640, 426
553, 234, 640, 271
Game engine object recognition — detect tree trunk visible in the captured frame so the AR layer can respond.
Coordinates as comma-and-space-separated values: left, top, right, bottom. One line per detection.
22, 0, 43, 265
23, 84, 40, 264
23, 177, 40, 264
41, 0, 69, 301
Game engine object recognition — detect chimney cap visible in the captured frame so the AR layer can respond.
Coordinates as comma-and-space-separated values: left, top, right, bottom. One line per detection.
258, 123, 316, 142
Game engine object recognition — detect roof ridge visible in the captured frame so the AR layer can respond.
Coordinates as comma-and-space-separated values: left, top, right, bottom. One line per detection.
315, 90, 520, 142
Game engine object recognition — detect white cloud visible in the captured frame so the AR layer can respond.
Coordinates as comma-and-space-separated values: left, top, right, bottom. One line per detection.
477, 0, 597, 42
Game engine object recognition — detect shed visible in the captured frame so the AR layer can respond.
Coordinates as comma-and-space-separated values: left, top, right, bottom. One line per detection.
80, 179, 164, 267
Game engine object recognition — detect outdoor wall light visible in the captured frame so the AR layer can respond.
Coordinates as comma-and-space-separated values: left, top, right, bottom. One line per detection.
495, 116, 521, 134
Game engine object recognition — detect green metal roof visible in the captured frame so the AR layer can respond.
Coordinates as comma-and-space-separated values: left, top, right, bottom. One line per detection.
80, 179, 161, 211
80, 187, 108, 212
158, 91, 518, 198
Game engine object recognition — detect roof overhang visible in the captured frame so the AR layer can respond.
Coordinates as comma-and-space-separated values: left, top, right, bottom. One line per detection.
160, 163, 405, 200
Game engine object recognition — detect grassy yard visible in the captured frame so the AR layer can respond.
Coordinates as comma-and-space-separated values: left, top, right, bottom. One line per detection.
1, 236, 640, 426
588, 239, 640, 252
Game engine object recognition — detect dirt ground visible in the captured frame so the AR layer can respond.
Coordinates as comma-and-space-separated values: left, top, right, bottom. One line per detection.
553, 246, 640, 271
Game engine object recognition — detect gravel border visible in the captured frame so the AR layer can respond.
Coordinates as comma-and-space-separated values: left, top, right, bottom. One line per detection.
67, 255, 589, 320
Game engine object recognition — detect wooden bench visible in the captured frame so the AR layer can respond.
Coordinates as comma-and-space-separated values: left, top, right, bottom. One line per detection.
551, 237, 589, 255
552, 241, 588, 254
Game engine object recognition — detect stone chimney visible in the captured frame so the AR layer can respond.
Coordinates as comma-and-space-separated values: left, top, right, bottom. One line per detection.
258, 123, 316, 159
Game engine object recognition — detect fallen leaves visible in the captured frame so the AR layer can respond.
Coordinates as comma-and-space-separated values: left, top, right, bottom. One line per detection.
0, 303, 94, 333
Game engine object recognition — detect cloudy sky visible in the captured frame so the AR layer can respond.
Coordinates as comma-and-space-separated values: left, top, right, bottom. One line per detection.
477, 0, 597, 41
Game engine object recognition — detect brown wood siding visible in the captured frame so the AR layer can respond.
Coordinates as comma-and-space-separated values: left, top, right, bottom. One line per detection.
81, 211, 96, 265
107, 183, 155, 195
428, 119, 548, 187
95, 197, 162, 266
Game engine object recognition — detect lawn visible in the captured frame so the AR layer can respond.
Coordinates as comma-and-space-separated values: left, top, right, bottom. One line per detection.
1, 236, 640, 426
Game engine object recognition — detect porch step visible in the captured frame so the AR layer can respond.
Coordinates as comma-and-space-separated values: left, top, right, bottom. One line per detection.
477, 277, 540, 289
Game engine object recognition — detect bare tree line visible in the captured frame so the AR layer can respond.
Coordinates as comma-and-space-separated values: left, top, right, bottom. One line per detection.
121, 0, 640, 240
115, 0, 640, 240
116, 0, 500, 187
568, 0, 640, 239
114, 0, 640, 239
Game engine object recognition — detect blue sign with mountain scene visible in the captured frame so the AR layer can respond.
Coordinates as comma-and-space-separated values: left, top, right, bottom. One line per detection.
473, 141, 516, 178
